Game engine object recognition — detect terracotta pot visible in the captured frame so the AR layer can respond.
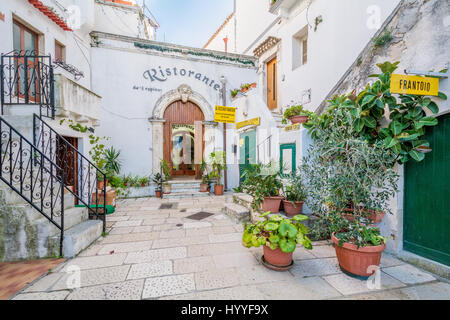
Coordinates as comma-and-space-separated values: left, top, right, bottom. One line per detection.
344, 208, 386, 224
289, 115, 309, 124
251, 83, 257, 88
282, 200, 304, 217
214, 184, 224, 196
200, 183, 208, 192
262, 196, 284, 213
241, 88, 248, 94
263, 246, 293, 267
332, 233, 385, 277
155, 190, 162, 198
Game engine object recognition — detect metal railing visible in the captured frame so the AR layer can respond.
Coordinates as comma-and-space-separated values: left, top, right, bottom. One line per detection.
1, 50, 55, 119
0, 116, 64, 256
33, 114, 106, 232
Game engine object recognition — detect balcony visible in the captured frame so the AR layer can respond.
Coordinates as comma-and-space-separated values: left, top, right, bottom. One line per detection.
54, 74, 101, 124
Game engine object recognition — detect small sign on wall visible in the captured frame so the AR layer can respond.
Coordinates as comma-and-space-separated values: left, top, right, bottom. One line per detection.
214, 105, 236, 123
236, 117, 260, 130
390, 74, 439, 96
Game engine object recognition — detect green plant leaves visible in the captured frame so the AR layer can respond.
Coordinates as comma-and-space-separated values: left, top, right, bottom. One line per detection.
409, 150, 425, 162
292, 214, 308, 222
363, 116, 377, 128
264, 222, 279, 231
278, 221, 298, 238
279, 239, 296, 253
390, 121, 403, 135
418, 116, 438, 127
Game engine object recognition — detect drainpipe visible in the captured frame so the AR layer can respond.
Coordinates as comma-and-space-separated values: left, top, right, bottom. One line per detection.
220, 76, 228, 191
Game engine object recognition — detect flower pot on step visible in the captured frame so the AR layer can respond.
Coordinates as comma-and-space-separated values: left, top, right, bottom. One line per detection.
282, 200, 304, 217
263, 246, 293, 268
289, 115, 309, 124
163, 183, 171, 194
262, 196, 284, 213
155, 190, 162, 198
200, 183, 208, 192
332, 233, 385, 278
214, 184, 224, 196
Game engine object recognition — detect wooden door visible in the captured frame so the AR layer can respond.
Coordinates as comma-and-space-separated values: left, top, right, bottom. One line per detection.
404, 113, 450, 266
163, 101, 205, 177
267, 57, 277, 110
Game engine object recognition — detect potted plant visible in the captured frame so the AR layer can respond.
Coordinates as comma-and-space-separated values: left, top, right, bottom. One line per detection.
152, 173, 164, 198
343, 206, 386, 224
241, 162, 284, 213
230, 89, 239, 99
240, 83, 250, 94
161, 160, 172, 194
282, 105, 314, 125
250, 82, 257, 88
242, 212, 313, 269
97, 172, 107, 189
282, 172, 307, 217
139, 176, 149, 187
209, 151, 226, 195
123, 174, 132, 187
331, 214, 387, 278
199, 160, 209, 192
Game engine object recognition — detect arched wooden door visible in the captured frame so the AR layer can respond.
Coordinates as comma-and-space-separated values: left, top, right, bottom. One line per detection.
163, 100, 205, 178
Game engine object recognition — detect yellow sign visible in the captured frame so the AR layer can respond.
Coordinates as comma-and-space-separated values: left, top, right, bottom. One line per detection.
214, 105, 236, 123
284, 123, 300, 132
390, 74, 439, 96
236, 117, 260, 130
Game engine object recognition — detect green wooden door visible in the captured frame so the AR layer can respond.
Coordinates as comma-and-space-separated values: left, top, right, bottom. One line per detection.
404, 113, 450, 266
239, 130, 256, 183
280, 143, 296, 177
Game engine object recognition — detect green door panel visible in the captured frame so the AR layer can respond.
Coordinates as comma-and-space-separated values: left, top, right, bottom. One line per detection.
404, 113, 450, 266
280, 143, 296, 177
239, 130, 256, 183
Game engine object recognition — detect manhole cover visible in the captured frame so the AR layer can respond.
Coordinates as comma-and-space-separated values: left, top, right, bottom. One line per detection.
176, 224, 183, 227
159, 203, 178, 209
186, 212, 214, 221
180, 209, 186, 213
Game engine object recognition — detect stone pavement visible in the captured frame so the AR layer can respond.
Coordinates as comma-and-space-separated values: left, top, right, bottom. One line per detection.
11, 196, 450, 300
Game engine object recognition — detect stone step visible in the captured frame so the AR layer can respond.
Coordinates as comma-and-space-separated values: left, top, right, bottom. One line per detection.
222, 202, 250, 223
232, 193, 253, 211
163, 191, 211, 199
61, 220, 103, 258
170, 188, 201, 194
35, 206, 89, 236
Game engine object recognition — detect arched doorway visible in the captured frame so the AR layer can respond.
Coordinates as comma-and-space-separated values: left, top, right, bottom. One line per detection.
163, 100, 205, 178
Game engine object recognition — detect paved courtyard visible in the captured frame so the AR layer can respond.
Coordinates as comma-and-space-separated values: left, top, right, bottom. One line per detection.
11, 196, 450, 300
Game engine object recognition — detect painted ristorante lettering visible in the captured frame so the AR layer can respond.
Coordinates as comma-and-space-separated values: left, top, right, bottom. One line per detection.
143, 66, 222, 91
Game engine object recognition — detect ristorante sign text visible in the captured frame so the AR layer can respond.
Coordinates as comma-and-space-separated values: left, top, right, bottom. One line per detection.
143, 67, 222, 91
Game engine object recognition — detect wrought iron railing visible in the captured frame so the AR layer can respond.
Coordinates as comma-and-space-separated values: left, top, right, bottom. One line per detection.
1, 50, 55, 119
0, 116, 64, 256
33, 114, 106, 232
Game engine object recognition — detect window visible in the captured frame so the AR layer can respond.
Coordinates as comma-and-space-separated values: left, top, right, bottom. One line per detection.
13, 21, 38, 54
292, 26, 308, 69
55, 41, 65, 62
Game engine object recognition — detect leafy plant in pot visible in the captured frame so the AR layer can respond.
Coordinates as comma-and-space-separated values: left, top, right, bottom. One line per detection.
282, 105, 315, 125
199, 160, 209, 192
209, 151, 226, 195
151, 173, 164, 198
243, 212, 313, 269
282, 171, 307, 217
161, 160, 172, 194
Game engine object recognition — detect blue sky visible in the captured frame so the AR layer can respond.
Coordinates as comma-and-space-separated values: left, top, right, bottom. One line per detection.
137, 0, 234, 48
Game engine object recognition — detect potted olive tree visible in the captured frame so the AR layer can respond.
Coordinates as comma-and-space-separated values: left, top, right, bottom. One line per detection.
243, 212, 313, 270
282, 171, 307, 217
209, 151, 226, 195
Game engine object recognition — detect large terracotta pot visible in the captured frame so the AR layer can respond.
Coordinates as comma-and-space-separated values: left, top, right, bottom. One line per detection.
332, 233, 385, 277
344, 208, 386, 224
214, 184, 224, 196
97, 180, 108, 189
282, 200, 304, 217
289, 115, 309, 124
200, 183, 208, 192
263, 246, 293, 267
262, 196, 284, 213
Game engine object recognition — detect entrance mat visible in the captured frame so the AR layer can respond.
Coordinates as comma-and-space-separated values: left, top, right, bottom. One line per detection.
159, 203, 178, 210
186, 212, 214, 221
75, 205, 115, 215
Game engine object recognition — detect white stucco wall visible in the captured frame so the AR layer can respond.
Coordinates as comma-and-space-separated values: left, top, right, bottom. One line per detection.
90, 34, 258, 180
203, 13, 236, 53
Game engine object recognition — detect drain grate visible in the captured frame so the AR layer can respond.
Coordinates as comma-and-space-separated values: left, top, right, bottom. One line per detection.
159, 203, 178, 210
180, 209, 187, 213
186, 212, 214, 221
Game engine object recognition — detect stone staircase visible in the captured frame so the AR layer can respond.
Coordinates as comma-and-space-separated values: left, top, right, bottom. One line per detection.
0, 180, 103, 261
163, 179, 210, 199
